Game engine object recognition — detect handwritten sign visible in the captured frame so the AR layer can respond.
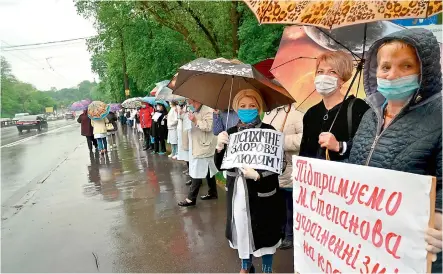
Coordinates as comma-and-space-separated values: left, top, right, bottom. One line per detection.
292, 156, 435, 274
221, 129, 284, 174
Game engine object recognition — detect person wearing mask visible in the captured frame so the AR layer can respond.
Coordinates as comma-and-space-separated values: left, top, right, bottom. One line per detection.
106, 111, 118, 150
167, 101, 179, 159
262, 103, 303, 250
348, 28, 442, 273
299, 51, 369, 161
176, 102, 192, 185
213, 109, 239, 136
178, 99, 218, 207
214, 89, 285, 273
135, 108, 143, 141
77, 110, 97, 153
91, 117, 109, 155
151, 103, 168, 155
126, 110, 133, 128
139, 102, 154, 150
119, 109, 127, 126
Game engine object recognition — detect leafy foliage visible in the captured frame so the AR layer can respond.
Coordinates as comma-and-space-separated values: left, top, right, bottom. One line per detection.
1, 57, 100, 117
75, 1, 283, 99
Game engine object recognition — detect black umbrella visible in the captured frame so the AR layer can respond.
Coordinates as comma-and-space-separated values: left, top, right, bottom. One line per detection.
172, 58, 295, 112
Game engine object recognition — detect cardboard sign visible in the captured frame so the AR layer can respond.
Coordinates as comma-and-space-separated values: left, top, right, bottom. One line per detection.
221, 128, 284, 174
292, 156, 435, 274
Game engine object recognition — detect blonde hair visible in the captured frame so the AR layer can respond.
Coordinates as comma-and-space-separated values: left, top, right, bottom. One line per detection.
316, 51, 354, 82
232, 89, 264, 114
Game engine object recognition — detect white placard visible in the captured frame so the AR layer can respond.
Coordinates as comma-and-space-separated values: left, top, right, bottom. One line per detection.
292, 156, 434, 274
221, 128, 284, 174
152, 112, 162, 122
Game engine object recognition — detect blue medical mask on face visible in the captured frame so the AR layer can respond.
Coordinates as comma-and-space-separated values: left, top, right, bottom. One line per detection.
188, 105, 195, 112
377, 74, 420, 101
237, 109, 259, 123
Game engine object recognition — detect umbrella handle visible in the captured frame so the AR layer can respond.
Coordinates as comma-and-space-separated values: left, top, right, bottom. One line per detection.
225, 76, 234, 130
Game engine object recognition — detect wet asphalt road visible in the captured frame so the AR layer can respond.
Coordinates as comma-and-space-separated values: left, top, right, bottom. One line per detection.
1, 124, 294, 272
1, 119, 77, 146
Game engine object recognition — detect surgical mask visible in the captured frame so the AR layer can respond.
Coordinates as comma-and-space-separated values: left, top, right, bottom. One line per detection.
314, 75, 338, 96
377, 74, 420, 101
237, 109, 259, 123
188, 105, 195, 112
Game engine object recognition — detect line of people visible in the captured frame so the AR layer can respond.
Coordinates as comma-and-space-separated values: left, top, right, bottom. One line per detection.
78, 28, 442, 274
172, 29, 442, 274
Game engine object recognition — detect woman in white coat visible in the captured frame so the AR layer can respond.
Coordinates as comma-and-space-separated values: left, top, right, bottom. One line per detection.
167, 101, 179, 159
263, 103, 303, 250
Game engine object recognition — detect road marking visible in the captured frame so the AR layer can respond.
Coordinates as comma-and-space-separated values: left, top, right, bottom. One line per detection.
0, 123, 77, 148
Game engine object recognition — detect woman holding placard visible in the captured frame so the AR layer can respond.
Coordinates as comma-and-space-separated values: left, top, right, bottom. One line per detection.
214, 89, 285, 273
348, 28, 442, 273
299, 51, 369, 161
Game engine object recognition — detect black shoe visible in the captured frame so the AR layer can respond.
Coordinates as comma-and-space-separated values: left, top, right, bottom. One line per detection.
178, 200, 196, 207
143, 146, 148, 151
185, 180, 192, 186
250, 265, 255, 273
279, 239, 293, 250
201, 194, 217, 200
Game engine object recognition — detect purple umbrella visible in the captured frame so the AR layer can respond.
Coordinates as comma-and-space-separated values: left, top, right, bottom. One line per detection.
110, 103, 121, 112
70, 101, 87, 111
80, 99, 92, 106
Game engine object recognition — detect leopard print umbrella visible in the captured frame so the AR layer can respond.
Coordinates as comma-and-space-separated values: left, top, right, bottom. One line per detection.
244, 0, 442, 29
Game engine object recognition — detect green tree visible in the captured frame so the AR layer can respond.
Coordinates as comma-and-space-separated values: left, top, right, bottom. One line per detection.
75, 1, 284, 100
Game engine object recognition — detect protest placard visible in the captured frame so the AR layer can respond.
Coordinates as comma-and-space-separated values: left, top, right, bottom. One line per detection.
221, 128, 284, 174
292, 156, 436, 274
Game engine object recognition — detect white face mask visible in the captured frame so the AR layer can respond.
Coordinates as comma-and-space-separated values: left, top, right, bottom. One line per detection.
314, 75, 339, 96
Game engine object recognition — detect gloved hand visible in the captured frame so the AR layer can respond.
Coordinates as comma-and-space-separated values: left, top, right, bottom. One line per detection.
216, 131, 229, 151
240, 165, 260, 181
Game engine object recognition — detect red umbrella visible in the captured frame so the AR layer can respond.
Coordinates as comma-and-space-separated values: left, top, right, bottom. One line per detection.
253, 59, 275, 80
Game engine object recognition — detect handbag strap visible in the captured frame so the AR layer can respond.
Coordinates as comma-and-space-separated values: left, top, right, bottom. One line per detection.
347, 98, 356, 139
326, 98, 356, 161
279, 104, 291, 132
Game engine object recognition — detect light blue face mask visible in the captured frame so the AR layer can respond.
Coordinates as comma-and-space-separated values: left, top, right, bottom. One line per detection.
377, 74, 420, 101
237, 109, 259, 123
188, 105, 195, 112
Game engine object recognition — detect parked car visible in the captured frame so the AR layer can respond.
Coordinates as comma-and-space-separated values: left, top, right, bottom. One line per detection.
47, 115, 57, 121
64, 113, 75, 120
16, 115, 48, 134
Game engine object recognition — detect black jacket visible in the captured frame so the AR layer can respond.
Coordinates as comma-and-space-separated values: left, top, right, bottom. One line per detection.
299, 95, 369, 161
214, 122, 285, 251
348, 28, 442, 273
151, 111, 168, 140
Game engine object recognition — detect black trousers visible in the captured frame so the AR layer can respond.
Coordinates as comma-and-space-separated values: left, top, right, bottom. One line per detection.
187, 169, 217, 201
154, 137, 166, 153
142, 128, 151, 148
86, 136, 97, 150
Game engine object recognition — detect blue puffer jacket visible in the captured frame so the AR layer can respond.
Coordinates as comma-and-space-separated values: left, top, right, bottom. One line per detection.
349, 28, 442, 273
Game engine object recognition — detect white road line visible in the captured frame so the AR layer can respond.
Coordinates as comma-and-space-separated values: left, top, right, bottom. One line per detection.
1, 123, 77, 148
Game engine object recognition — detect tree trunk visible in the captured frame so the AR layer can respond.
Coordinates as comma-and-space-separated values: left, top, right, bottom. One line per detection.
230, 1, 241, 58
119, 31, 130, 97
177, 1, 220, 56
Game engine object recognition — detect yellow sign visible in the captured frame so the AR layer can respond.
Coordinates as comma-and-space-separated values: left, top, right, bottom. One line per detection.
125, 89, 130, 96
45, 107, 54, 113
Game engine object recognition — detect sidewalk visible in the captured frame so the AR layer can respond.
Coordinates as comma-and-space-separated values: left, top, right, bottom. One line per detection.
1, 128, 294, 272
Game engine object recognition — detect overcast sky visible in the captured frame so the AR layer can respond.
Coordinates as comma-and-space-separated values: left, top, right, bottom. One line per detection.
0, 0, 97, 90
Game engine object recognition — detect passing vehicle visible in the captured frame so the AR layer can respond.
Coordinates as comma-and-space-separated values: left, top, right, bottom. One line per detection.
16, 115, 48, 134
47, 115, 57, 121
64, 113, 75, 120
